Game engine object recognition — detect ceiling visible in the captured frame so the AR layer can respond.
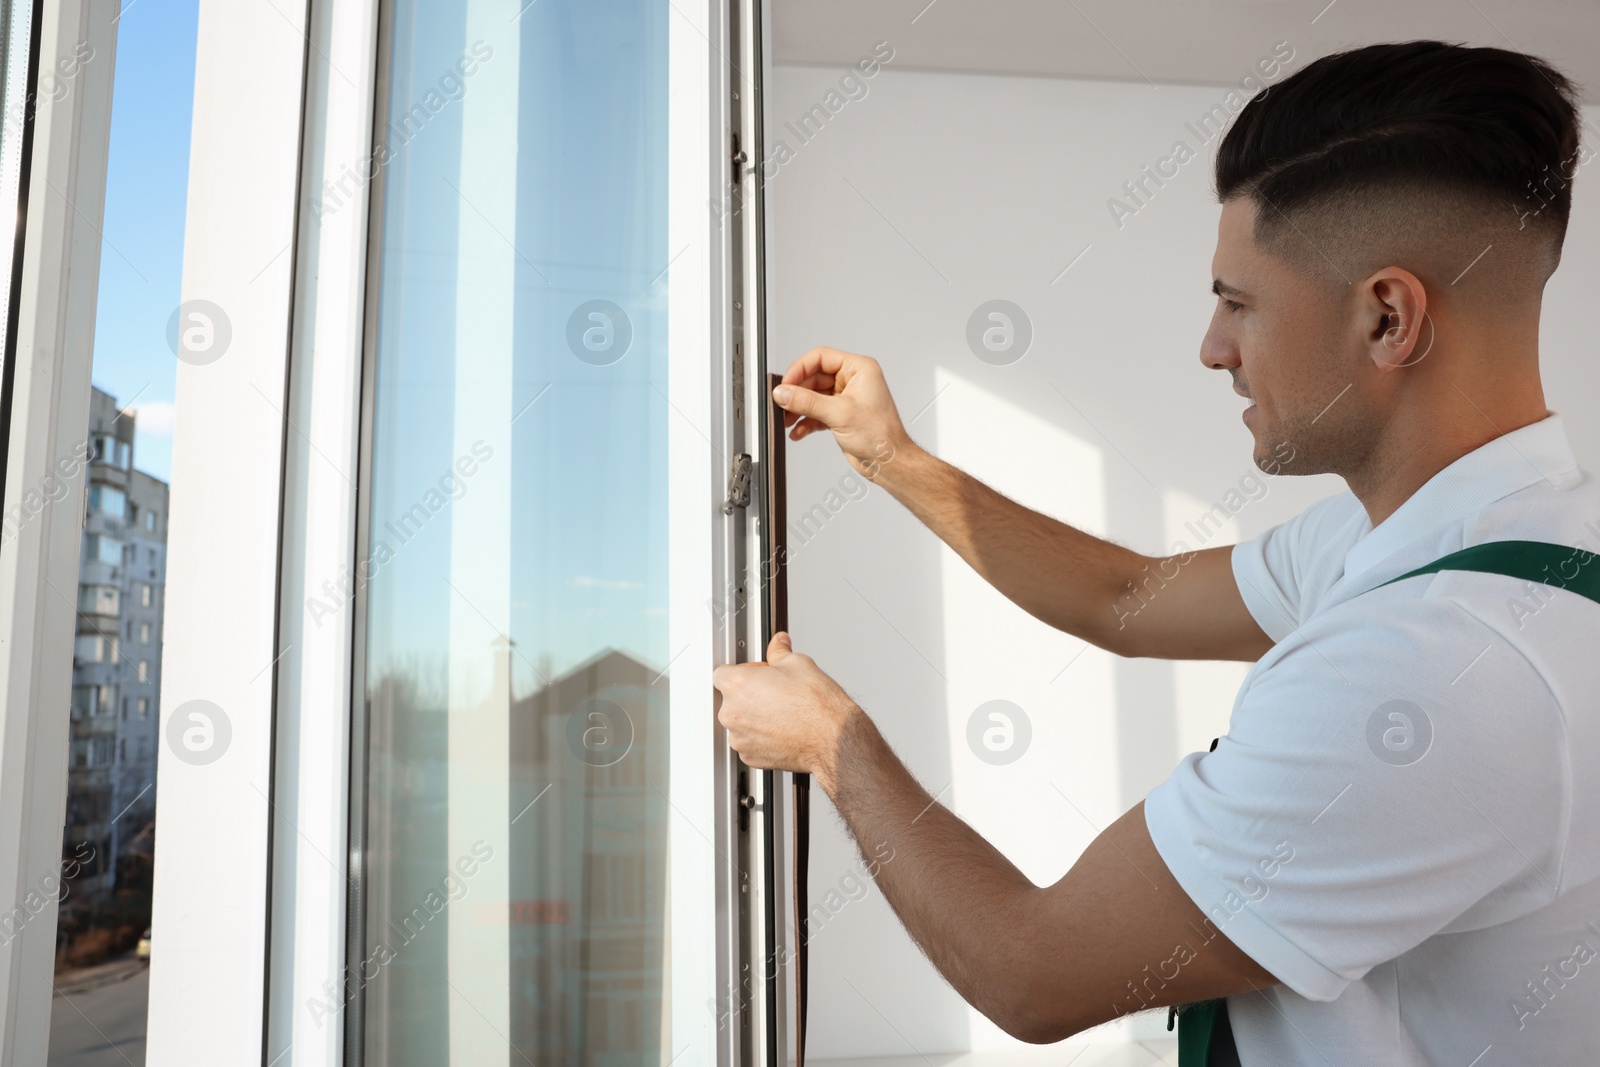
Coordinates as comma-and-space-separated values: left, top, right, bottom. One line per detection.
771, 0, 1600, 105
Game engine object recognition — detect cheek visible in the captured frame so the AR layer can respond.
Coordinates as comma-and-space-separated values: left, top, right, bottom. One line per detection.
1226, 325, 1260, 393
1239, 313, 1294, 394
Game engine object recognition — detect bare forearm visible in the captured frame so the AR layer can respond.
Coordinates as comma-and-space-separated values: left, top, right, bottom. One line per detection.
872, 443, 1150, 652
771, 350, 1259, 657
716, 633, 1280, 1044
818, 706, 1053, 1038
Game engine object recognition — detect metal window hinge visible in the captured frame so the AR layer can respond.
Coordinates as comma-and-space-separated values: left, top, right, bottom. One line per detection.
723, 452, 752, 514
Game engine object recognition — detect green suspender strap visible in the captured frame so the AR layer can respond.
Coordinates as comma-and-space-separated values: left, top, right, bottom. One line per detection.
1173, 539, 1600, 1066
1173, 1000, 1231, 1066
1372, 539, 1600, 602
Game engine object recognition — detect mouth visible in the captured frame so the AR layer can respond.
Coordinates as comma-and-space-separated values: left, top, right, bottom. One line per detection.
1233, 384, 1256, 421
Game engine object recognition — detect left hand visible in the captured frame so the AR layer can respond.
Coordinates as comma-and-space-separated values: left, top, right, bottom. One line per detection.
712, 632, 858, 789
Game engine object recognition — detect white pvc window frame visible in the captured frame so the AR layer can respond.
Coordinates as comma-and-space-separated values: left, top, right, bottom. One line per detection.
0, 2, 119, 1062
151, 0, 739, 1064
143, 0, 312, 1060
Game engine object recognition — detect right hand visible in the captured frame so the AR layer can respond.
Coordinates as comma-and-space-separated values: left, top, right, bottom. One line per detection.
773, 347, 911, 480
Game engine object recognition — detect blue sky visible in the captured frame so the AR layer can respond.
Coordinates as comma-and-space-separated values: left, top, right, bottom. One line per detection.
91, 0, 199, 483
82, 0, 669, 683
364, 0, 671, 692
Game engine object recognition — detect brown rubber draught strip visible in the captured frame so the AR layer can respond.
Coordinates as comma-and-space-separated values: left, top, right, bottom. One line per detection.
766, 372, 808, 1065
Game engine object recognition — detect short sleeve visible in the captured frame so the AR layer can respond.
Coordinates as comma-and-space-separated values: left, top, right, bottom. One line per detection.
1144, 593, 1568, 1001
1231, 491, 1363, 643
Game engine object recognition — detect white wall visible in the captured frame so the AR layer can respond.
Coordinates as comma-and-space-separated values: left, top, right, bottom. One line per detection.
764, 61, 1600, 1061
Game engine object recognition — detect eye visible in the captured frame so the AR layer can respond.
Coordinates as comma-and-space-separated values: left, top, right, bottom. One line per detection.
1220, 297, 1245, 313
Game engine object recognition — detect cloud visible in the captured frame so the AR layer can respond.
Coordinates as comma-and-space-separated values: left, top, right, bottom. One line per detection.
125, 400, 175, 437
571, 576, 643, 591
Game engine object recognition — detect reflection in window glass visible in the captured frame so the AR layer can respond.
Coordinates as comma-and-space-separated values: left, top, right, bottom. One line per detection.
355, 1, 670, 1063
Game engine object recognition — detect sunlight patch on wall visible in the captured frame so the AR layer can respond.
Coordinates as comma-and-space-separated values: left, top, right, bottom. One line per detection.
931, 366, 1132, 1052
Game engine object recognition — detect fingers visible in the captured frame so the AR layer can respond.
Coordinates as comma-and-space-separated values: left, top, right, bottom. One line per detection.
784, 370, 837, 396
788, 415, 828, 441
780, 346, 851, 386
766, 631, 794, 663
772, 382, 843, 428
712, 653, 781, 695
780, 374, 836, 430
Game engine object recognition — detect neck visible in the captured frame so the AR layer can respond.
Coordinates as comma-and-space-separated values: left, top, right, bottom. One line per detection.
1344, 349, 1548, 528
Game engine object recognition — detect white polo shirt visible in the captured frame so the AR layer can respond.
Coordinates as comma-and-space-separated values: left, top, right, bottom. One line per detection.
1145, 412, 1600, 1065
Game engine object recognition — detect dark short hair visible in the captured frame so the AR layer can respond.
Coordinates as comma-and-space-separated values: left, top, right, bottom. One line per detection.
1216, 40, 1583, 253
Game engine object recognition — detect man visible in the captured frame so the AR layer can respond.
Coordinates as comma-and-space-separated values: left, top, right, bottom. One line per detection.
712, 40, 1599, 1064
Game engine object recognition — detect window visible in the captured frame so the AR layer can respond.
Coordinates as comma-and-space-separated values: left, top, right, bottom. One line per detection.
77, 584, 119, 615
353, 3, 672, 1058
146, 547, 156, 565
144, 510, 157, 531
140, 583, 152, 607
71, 738, 115, 769
85, 533, 123, 566
89, 435, 129, 469
73, 635, 117, 665
137, 660, 149, 683
87, 483, 127, 517
70, 684, 114, 718
119, 739, 126, 763
121, 697, 128, 720
137, 697, 148, 718
139, 621, 150, 644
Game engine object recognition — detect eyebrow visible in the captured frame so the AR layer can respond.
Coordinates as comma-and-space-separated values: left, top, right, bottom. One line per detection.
1211, 278, 1248, 299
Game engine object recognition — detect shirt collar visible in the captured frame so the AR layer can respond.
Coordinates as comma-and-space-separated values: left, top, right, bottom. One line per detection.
1341, 411, 1582, 581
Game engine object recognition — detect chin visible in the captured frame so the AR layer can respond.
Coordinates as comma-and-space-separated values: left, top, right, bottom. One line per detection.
1246, 428, 1274, 470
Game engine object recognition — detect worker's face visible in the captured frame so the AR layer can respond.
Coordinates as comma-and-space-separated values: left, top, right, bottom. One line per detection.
1199, 198, 1370, 476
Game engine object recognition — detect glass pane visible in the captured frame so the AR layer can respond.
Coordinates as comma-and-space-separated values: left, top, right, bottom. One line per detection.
355, 1, 670, 1064
0, 0, 29, 386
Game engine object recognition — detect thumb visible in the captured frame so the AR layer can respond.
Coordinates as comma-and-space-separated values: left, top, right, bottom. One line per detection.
772, 383, 843, 427
766, 631, 794, 663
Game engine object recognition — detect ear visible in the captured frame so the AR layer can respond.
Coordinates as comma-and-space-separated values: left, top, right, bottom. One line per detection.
1363, 267, 1431, 372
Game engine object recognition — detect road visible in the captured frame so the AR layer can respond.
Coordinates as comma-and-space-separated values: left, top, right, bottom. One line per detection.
49, 957, 148, 1067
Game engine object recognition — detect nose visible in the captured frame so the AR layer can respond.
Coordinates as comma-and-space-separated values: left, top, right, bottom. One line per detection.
1199, 311, 1240, 373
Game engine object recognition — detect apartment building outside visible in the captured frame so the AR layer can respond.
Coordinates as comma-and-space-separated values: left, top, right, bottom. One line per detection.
60, 387, 166, 955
